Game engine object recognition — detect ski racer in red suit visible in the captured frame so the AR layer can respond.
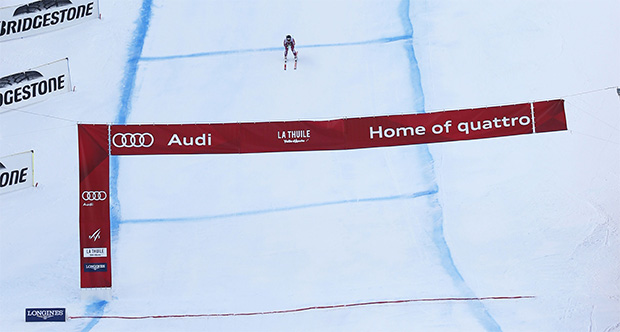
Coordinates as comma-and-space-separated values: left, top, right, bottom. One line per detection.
283, 35, 298, 60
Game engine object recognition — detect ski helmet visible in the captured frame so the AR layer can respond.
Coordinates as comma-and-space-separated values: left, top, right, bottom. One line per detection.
286, 35, 291, 40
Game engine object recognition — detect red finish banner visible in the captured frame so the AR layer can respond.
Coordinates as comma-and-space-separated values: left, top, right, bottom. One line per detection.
106, 100, 566, 156
78, 124, 111, 288
78, 100, 566, 288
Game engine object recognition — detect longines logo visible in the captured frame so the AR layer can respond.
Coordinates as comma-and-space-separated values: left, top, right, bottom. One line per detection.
84, 263, 107, 272
25, 308, 66, 322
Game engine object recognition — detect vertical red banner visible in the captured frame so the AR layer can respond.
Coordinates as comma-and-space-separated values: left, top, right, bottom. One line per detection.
78, 124, 111, 288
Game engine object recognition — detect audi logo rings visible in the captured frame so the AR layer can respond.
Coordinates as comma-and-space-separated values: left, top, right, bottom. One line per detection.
112, 133, 154, 148
82, 191, 107, 201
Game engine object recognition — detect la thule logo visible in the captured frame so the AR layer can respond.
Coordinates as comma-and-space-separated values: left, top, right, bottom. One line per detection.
89, 228, 101, 241
83, 247, 107, 258
277, 129, 310, 144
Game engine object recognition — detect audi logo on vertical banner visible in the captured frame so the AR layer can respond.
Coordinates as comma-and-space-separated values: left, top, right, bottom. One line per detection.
81, 190, 106, 206
0, 59, 72, 110
78, 124, 111, 289
0, 0, 100, 42
112, 132, 154, 148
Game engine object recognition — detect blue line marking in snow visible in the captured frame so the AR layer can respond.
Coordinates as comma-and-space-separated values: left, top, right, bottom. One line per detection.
80, 301, 108, 332
115, 0, 154, 125
109, 155, 120, 240
120, 188, 439, 224
399, 0, 502, 331
110, 0, 154, 239
84, 1, 155, 331
139, 35, 411, 62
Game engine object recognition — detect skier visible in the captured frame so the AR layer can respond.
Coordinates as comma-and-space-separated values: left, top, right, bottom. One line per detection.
283, 34, 298, 60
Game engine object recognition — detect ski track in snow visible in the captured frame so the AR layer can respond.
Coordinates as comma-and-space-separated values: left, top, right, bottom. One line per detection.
87, 0, 502, 331
120, 188, 439, 224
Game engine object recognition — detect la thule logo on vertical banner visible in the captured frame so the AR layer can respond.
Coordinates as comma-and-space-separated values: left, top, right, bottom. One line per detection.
83, 247, 107, 258
0, 59, 72, 110
0, 0, 100, 42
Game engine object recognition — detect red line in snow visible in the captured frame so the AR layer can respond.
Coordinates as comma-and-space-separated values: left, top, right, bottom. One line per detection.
69, 295, 535, 320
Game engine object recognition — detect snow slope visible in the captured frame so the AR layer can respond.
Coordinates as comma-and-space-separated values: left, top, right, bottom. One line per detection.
1, 0, 618, 331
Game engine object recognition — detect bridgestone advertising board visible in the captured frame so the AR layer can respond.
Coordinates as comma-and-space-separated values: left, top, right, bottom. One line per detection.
0, 150, 34, 195
0, 0, 99, 42
0, 58, 72, 111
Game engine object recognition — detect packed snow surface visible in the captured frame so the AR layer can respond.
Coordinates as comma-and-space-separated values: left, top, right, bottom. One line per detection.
1, 0, 618, 331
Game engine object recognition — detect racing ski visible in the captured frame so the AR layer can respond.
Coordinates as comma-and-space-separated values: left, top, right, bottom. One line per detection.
284, 55, 298, 70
